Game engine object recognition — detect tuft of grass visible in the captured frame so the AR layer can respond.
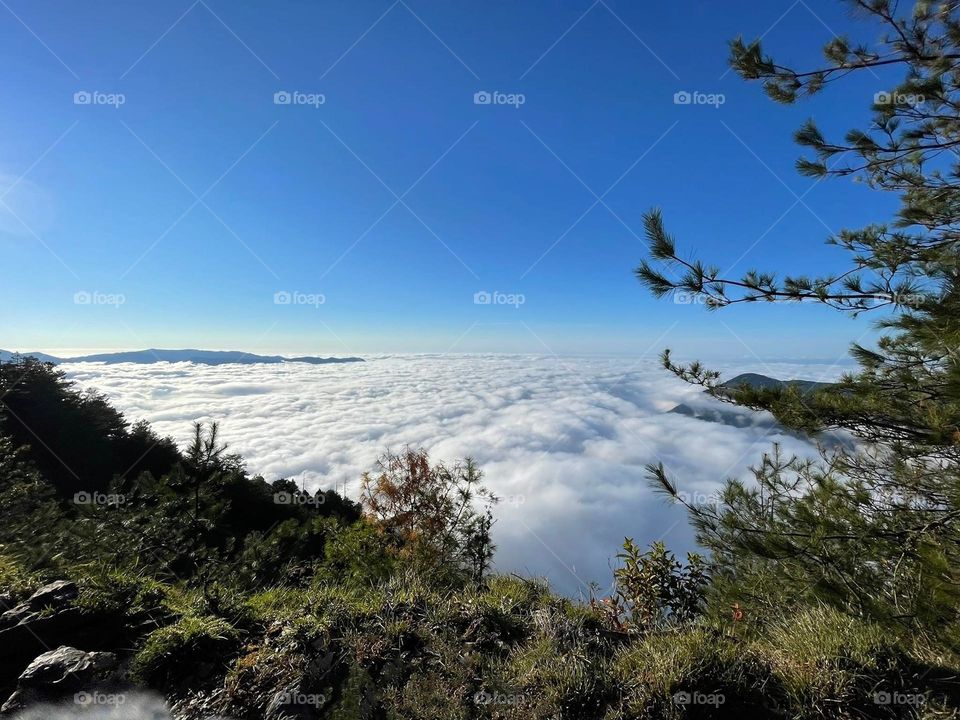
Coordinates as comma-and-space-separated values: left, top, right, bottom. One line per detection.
756, 605, 936, 717
613, 626, 771, 719
246, 586, 308, 624
74, 565, 169, 623
506, 635, 618, 720
133, 614, 240, 686
0, 553, 40, 601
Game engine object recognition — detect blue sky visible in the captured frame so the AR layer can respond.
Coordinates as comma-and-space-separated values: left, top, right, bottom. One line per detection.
0, 0, 900, 359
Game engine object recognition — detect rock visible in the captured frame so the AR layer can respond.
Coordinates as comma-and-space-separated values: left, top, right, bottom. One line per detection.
0, 581, 78, 631
0, 646, 119, 715
25, 581, 78, 609
0, 581, 124, 690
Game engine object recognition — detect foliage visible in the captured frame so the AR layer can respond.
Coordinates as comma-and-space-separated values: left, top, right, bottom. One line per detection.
133, 614, 241, 686
611, 539, 708, 632
360, 447, 498, 584
0, 356, 181, 496
636, 0, 960, 641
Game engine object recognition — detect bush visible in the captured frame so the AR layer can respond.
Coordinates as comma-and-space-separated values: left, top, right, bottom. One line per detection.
611, 539, 708, 632
360, 448, 497, 584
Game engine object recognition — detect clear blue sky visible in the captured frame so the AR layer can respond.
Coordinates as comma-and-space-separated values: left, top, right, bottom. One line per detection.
0, 0, 900, 359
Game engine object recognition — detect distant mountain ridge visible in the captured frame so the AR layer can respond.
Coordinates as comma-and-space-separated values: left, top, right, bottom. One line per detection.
668, 372, 838, 431
0, 349, 364, 366
714, 372, 834, 397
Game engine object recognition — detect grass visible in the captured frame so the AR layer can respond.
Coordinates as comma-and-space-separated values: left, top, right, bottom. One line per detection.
0, 553, 40, 601
3, 551, 956, 719
133, 614, 241, 686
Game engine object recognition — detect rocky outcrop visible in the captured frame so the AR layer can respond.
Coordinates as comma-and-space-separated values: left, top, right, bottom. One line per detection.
0, 646, 120, 715
0, 581, 79, 628
0, 582, 125, 702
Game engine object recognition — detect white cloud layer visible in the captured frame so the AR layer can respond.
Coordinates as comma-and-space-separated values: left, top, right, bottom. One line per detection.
62, 355, 850, 596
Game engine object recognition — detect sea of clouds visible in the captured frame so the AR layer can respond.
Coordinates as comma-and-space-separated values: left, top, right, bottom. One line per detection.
62, 354, 850, 596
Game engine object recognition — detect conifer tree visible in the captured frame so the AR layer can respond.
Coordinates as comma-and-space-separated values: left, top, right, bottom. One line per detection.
637, 0, 960, 634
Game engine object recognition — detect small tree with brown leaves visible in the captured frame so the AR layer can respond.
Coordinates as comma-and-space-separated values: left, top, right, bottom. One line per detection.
360, 448, 497, 584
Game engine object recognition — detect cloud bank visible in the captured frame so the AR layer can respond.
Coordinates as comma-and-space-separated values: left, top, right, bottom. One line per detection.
63, 355, 848, 596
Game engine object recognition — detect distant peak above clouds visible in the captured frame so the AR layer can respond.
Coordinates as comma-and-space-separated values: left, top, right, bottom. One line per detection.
0, 349, 364, 366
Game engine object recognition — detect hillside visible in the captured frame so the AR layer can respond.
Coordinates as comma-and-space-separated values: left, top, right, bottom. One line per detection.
713, 373, 834, 397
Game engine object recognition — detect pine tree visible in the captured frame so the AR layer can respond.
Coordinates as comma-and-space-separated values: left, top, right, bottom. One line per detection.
637, 0, 960, 636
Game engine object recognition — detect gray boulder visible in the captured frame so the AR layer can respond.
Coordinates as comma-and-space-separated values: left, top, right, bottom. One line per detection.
0, 582, 79, 630
1, 646, 119, 715
0, 582, 123, 688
